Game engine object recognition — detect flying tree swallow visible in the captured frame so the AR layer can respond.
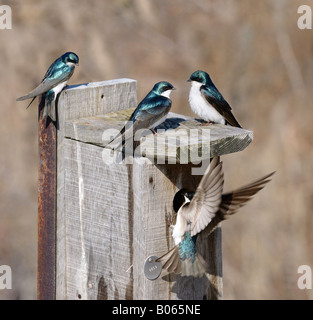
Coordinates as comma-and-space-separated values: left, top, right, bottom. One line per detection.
157, 157, 274, 277
111, 81, 175, 158
16, 51, 79, 121
188, 70, 242, 128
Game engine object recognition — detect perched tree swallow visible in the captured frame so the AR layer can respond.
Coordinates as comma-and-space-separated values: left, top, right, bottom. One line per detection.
188, 70, 242, 128
16, 52, 79, 121
157, 157, 274, 277
111, 81, 175, 158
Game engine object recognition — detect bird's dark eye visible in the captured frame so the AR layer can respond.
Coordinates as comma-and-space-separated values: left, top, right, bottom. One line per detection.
164, 85, 173, 92
68, 58, 76, 63
192, 76, 201, 82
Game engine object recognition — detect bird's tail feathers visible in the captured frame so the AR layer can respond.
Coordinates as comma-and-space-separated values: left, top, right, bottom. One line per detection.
43, 100, 56, 122
156, 246, 182, 274
25, 97, 36, 109
16, 95, 36, 108
42, 92, 56, 121
181, 253, 208, 278
105, 124, 138, 161
123, 138, 140, 157
157, 246, 208, 278
16, 94, 31, 102
114, 135, 141, 161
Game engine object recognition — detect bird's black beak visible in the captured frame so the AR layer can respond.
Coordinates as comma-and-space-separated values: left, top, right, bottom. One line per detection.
187, 79, 191, 82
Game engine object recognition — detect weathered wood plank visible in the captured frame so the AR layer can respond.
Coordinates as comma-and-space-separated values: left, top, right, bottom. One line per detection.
56, 79, 137, 300
64, 109, 253, 163
132, 159, 222, 299
62, 139, 133, 299
59, 79, 137, 121
55, 79, 252, 300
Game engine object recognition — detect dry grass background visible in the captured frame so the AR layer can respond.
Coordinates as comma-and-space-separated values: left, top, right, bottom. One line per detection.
0, 0, 312, 299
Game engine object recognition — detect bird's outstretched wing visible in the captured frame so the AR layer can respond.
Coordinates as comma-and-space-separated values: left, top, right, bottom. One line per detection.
180, 156, 224, 237
201, 85, 241, 128
157, 169, 275, 276
202, 171, 275, 237
218, 171, 275, 217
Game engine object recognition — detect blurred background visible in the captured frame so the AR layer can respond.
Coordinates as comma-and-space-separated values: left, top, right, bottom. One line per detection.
0, 0, 312, 299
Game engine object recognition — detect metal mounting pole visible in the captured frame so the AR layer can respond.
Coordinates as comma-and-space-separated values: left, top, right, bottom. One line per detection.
37, 97, 57, 300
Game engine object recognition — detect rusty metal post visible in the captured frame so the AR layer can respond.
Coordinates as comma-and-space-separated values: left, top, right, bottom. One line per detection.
37, 97, 57, 300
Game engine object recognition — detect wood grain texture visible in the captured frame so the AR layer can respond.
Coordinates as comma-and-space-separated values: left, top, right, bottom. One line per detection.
64, 109, 253, 163
55, 79, 252, 300
62, 139, 133, 299
56, 79, 137, 299
132, 159, 222, 299
60, 79, 137, 121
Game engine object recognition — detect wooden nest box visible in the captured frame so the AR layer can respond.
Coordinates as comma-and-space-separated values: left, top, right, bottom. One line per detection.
37, 79, 253, 300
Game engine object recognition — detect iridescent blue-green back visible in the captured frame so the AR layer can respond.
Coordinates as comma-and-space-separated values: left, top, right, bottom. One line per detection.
178, 232, 197, 264
43, 55, 74, 82
129, 90, 171, 123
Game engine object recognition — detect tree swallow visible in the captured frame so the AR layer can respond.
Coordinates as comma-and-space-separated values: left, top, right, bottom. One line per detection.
157, 157, 274, 277
111, 81, 175, 158
188, 70, 242, 128
16, 51, 79, 121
